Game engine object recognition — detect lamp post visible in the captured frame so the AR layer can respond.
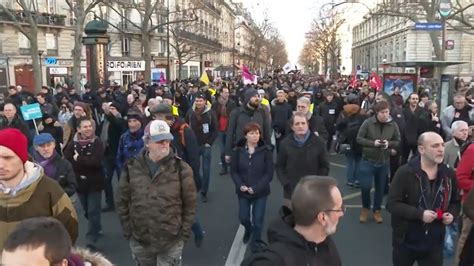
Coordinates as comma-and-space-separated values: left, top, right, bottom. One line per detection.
38, 50, 44, 86
439, 0, 452, 61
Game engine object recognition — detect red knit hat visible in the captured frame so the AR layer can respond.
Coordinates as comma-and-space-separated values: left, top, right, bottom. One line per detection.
0, 128, 28, 163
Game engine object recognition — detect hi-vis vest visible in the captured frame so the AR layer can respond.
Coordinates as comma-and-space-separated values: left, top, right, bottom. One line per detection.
209, 88, 216, 97
172, 105, 179, 116
310, 103, 315, 114
261, 98, 270, 106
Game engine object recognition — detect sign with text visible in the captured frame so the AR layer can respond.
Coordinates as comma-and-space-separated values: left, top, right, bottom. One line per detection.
415, 22, 442, 31
44, 57, 57, 65
107, 61, 146, 71
20, 103, 42, 121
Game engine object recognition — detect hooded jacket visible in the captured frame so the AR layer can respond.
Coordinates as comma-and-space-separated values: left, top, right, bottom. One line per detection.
115, 149, 197, 253
68, 248, 113, 266
387, 156, 461, 251
230, 139, 274, 199
270, 98, 293, 133
116, 128, 144, 171
185, 103, 218, 146
356, 115, 401, 163
0, 161, 79, 252
242, 207, 341, 266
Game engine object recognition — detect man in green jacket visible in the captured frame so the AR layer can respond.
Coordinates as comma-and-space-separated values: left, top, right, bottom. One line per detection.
116, 120, 197, 266
357, 101, 401, 224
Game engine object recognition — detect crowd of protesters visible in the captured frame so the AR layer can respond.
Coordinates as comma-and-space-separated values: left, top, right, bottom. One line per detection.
1, 72, 474, 266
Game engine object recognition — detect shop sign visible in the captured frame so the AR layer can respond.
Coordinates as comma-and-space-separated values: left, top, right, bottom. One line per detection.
107, 61, 146, 71
49, 67, 68, 75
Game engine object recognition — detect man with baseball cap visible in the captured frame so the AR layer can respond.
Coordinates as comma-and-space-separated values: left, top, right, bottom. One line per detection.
116, 120, 197, 265
0, 128, 78, 253
32, 133, 77, 197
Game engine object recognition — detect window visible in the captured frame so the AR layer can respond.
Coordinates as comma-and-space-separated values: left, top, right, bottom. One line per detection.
122, 37, 130, 56
18, 33, 31, 55
46, 33, 58, 55
160, 40, 166, 54
45, 0, 56, 13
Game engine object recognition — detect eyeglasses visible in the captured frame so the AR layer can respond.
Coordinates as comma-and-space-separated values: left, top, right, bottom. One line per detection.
325, 204, 346, 213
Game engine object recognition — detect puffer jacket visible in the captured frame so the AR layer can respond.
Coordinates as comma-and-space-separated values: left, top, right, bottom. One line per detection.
116, 128, 144, 171
115, 150, 197, 252
356, 115, 401, 163
230, 139, 274, 199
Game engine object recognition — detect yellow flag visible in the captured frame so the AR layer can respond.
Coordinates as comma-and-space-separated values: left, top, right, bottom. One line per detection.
209, 87, 216, 96
200, 72, 210, 85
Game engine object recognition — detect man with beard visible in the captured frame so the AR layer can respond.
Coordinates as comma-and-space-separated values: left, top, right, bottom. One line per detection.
271, 90, 293, 152
242, 176, 343, 266
387, 132, 460, 266
443, 120, 469, 169
225, 88, 271, 164
185, 93, 218, 202
212, 87, 237, 175
441, 92, 474, 139
116, 120, 197, 265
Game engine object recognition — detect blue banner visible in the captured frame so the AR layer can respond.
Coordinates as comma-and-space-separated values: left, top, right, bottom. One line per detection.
415, 22, 443, 31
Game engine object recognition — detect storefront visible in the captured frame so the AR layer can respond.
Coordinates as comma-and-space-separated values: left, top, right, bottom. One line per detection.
174, 60, 200, 80
107, 60, 146, 86
45, 59, 87, 88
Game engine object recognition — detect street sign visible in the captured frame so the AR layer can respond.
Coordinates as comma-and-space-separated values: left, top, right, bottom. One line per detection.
44, 57, 57, 65
20, 103, 42, 121
446, 40, 455, 50
439, 0, 452, 17
414, 22, 443, 31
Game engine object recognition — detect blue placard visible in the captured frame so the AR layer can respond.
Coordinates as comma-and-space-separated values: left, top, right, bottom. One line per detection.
415, 22, 443, 31
20, 103, 43, 121
44, 57, 57, 65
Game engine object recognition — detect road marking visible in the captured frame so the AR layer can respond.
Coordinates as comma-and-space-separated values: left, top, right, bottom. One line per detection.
225, 225, 248, 266
330, 162, 346, 168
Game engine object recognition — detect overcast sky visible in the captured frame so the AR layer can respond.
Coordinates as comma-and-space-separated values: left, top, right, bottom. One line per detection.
238, 0, 331, 65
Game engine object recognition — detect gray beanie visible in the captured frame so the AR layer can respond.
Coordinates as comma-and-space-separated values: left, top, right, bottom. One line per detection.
149, 103, 172, 115
244, 88, 259, 104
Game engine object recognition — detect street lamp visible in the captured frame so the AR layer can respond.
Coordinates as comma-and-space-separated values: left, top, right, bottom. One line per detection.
38, 50, 44, 87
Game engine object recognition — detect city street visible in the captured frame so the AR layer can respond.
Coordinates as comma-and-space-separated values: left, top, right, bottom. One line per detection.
75, 145, 396, 266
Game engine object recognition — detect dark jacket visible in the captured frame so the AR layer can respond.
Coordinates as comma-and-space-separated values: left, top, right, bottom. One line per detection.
336, 104, 367, 155
39, 122, 63, 153
115, 150, 197, 252
270, 99, 293, 134
276, 133, 330, 199
170, 118, 201, 191
32, 151, 77, 197
402, 106, 425, 146
356, 115, 401, 163
230, 139, 274, 199
226, 105, 272, 156
64, 137, 105, 193
185, 105, 218, 146
242, 207, 342, 266
102, 113, 126, 158
387, 157, 461, 251
318, 100, 340, 134
419, 112, 444, 139
116, 128, 144, 171
309, 113, 329, 143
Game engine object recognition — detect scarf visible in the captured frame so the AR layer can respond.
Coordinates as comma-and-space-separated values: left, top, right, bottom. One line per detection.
75, 132, 96, 148
33, 151, 57, 179
293, 131, 311, 147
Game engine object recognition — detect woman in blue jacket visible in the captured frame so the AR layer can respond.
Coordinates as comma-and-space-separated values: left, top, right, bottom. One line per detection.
230, 122, 274, 253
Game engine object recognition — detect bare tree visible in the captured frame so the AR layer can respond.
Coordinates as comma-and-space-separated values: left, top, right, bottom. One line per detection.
369, 0, 474, 60
169, 25, 201, 80
65, 0, 102, 92
265, 31, 288, 69
0, 0, 42, 93
99, 0, 197, 83
250, 18, 274, 70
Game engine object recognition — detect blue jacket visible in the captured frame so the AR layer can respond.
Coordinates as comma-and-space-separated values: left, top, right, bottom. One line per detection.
230, 139, 274, 199
116, 128, 144, 171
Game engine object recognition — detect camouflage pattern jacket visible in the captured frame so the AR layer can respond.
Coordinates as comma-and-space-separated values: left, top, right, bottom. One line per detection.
115, 149, 197, 252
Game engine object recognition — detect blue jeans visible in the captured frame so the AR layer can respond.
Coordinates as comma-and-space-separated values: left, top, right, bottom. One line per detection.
238, 196, 267, 242
218, 132, 228, 170
103, 157, 120, 208
359, 159, 389, 211
199, 146, 212, 195
78, 192, 102, 243
345, 151, 361, 183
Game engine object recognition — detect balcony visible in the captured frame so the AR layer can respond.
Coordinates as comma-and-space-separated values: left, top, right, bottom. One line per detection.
176, 29, 222, 50
0, 9, 66, 27
200, 0, 221, 17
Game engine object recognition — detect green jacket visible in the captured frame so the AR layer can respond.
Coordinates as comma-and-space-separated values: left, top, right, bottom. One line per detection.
357, 116, 401, 163
115, 149, 197, 252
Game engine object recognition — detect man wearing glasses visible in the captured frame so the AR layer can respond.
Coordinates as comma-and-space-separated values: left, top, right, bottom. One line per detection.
242, 176, 343, 266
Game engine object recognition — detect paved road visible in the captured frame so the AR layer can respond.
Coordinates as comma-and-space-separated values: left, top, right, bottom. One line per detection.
74, 146, 451, 266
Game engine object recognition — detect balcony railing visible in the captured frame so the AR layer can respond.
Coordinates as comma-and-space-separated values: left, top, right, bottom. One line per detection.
0, 9, 66, 27
200, 0, 221, 16
176, 29, 222, 50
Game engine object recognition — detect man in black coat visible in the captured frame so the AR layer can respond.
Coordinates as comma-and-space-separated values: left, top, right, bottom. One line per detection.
242, 176, 343, 266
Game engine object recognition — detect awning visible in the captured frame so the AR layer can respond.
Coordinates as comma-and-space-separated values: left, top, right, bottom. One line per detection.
382, 60, 469, 68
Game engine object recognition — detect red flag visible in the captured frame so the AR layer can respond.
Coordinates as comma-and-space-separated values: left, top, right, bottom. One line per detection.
369, 72, 383, 92
350, 72, 358, 88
